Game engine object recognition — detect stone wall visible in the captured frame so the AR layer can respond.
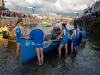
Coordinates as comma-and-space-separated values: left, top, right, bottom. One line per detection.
0, 17, 38, 26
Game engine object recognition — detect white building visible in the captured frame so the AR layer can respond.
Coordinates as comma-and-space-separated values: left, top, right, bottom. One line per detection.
37, 15, 43, 20
91, 3, 95, 13
0, 0, 4, 6
47, 13, 57, 20
94, 1, 100, 11
84, 6, 91, 13
84, 0, 100, 14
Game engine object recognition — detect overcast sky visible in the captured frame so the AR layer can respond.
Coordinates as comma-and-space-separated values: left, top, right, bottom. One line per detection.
4, 0, 95, 16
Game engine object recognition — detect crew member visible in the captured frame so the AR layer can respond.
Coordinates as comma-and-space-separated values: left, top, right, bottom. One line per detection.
27, 24, 45, 65
12, 19, 27, 58
70, 25, 78, 52
55, 23, 70, 57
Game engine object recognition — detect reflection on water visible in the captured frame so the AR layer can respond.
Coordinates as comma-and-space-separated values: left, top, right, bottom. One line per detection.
0, 25, 100, 75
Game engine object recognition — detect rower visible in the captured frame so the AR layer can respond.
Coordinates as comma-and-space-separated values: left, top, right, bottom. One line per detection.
80, 28, 87, 43
50, 26, 61, 34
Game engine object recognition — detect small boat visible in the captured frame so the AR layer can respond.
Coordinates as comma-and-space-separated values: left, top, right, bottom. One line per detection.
21, 34, 60, 62
42, 22, 47, 24
42, 22, 52, 27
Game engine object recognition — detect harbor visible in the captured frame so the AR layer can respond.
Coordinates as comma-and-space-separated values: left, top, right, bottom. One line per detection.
0, 0, 100, 75
0, 24, 100, 75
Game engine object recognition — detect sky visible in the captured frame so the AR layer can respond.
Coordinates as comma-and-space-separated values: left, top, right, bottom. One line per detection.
4, 0, 95, 17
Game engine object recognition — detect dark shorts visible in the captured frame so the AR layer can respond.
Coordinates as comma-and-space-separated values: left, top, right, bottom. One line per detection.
2, 31, 8, 39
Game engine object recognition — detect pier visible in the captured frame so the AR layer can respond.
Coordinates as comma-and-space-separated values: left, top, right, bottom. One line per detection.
0, 17, 38, 26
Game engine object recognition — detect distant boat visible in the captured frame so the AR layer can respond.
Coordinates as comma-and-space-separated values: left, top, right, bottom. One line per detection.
42, 22, 47, 24
42, 22, 52, 27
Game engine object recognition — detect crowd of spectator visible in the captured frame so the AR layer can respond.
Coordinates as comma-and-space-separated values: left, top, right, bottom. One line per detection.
74, 11, 100, 27
83, 11, 100, 21
0, 10, 34, 19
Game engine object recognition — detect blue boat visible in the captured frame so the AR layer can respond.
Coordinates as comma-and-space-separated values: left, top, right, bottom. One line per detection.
21, 34, 61, 62
20, 29, 83, 62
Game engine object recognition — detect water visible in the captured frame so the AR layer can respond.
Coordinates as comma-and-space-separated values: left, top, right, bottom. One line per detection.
0, 24, 100, 75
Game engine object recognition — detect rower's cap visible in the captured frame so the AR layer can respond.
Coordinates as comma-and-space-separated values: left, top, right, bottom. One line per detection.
29, 24, 35, 28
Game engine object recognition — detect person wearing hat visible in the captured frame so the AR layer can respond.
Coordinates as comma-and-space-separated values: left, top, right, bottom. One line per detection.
12, 19, 27, 58
70, 25, 79, 52
27, 24, 45, 65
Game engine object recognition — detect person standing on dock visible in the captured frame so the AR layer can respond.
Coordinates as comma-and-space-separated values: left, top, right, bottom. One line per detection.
55, 23, 70, 57
12, 19, 27, 59
27, 24, 45, 65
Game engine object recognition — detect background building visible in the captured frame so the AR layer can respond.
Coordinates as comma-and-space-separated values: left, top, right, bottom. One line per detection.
84, 0, 100, 14
42, 15, 47, 20
94, 1, 100, 12
61, 16, 74, 22
47, 13, 57, 21
56, 14, 62, 20
0, 0, 4, 6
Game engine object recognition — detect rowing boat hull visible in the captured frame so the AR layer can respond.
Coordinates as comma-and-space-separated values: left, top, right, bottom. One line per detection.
21, 38, 60, 62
